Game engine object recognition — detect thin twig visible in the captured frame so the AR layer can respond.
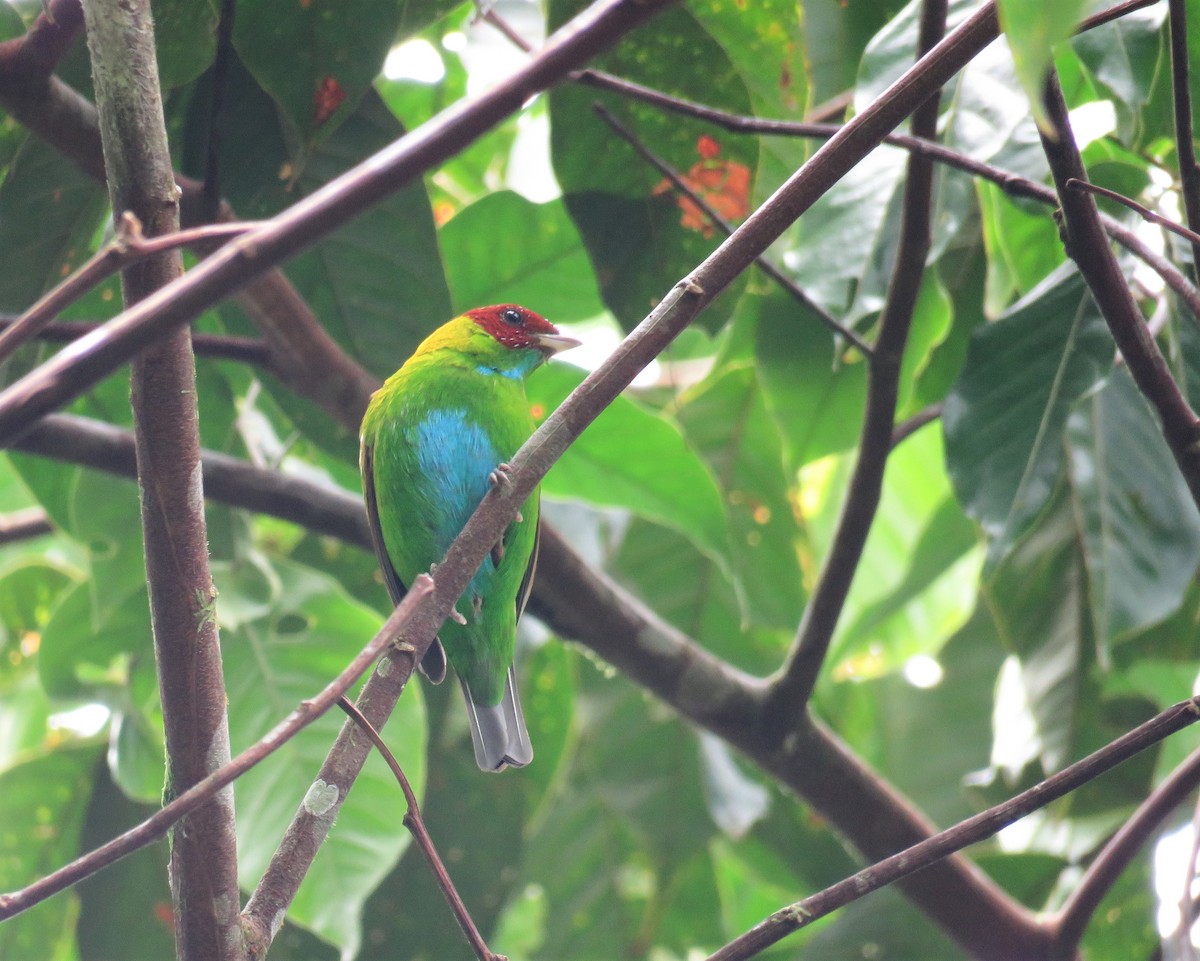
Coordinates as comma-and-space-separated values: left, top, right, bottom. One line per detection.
1067, 176, 1200, 248
0, 581, 435, 921
593, 103, 873, 357
335, 698, 504, 961
0, 316, 273, 366
1167, 0, 1200, 277
573, 72, 1200, 328
891, 402, 943, 448
768, 0, 947, 715
0, 216, 259, 366
1050, 744, 1200, 954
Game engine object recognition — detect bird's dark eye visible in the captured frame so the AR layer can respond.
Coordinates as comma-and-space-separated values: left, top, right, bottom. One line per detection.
501, 308, 524, 326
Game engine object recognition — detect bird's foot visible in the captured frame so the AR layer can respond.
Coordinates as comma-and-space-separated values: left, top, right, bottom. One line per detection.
488, 462, 513, 488
450, 608, 468, 626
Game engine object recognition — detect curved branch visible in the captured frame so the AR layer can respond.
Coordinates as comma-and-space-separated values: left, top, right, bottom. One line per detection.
768, 0, 947, 715
1039, 71, 1200, 507
1049, 744, 1200, 953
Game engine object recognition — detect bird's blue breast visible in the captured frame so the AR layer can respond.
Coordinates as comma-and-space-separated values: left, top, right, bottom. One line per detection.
413, 408, 500, 578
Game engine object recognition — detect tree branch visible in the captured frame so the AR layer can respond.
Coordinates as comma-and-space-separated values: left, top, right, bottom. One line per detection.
768, 0, 947, 715
1167, 0, 1200, 276
1049, 744, 1200, 954
335, 698, 501, 961
79, 0, 244, 955
705, 697, 1200, 961
0, 506, 53, 545
1039, 70, 1200, 508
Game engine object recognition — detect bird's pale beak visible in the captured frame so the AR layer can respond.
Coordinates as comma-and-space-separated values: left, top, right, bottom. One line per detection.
532, 332, 582, 355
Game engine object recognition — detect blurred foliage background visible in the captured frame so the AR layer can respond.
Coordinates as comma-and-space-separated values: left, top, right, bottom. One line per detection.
0, 0, 1199, 958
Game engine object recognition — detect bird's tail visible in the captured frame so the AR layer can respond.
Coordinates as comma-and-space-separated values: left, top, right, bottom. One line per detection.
459, 666, 533, 772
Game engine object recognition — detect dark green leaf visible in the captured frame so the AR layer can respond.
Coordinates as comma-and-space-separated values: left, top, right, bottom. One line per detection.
549, 2, 754, 331
1066, 367, 1200, 652
234, 0, 456, 146
943, 268, 1113, 564
530, 362, 732, 568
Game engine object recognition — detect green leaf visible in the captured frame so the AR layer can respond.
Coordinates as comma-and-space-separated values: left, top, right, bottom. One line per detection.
549, 1, 754, 332
831, 424, 982, 678
753, 291, 867, 469
1066, 367, 1200, 653
530, 362, 731, 569
0, 136, 108, 314
234, 0, 457, 146
943, 268, 1113, 564
984, 486, 1088, 773
154, 0, 217, 89
223, 556, 426, 958
996, 0, 1090, 128
675, 360, 805, 631
1071, 7, 1166, 144
440, 191, 606, 322
0, 743, 101, 961
358, 680, 526, 961
76, 766, 175, 961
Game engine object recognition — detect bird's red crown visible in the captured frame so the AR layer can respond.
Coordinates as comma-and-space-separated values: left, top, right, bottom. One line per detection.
466, 304, 563, 352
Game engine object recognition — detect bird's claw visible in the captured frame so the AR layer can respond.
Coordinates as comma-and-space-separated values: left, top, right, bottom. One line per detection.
488, 462, 513, 488
450, 609, 468, 626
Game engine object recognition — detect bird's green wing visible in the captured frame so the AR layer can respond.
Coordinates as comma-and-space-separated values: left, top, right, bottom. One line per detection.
361, 439, 448, 683
516, 513, 540, 622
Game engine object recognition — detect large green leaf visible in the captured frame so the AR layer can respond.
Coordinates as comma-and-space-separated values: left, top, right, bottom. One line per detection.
829, 424, 982, 678
984, 486, 1088, 774
234, 0, 456, 147
1066, 367, 1200, 652
222, 555, 427, 958
0, 743, 101, 961
530, 362, 732, 570
996, 0, 1090, 126
548, 1, 754, 332
943, 268, 1113, 564
202, 64, 452, 453
753, 290, 867, 469
440, 191, 606, 322
0, 136, 107, 315
675, 360, 806, 631
358, 678, 526, 961
1070, 5, 1165, 144
76, 766, 175, 961
519, 664, 720, 961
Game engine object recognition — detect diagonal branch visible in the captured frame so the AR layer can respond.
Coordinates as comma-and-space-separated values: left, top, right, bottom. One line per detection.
1049, 743, 1200, 954
705, 697, 1200, 961
1039, 70, 1200, 508
767, 0, 947, 715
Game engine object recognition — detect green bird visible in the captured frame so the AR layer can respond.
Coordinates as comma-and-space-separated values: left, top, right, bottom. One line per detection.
360, 305, 579, 771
